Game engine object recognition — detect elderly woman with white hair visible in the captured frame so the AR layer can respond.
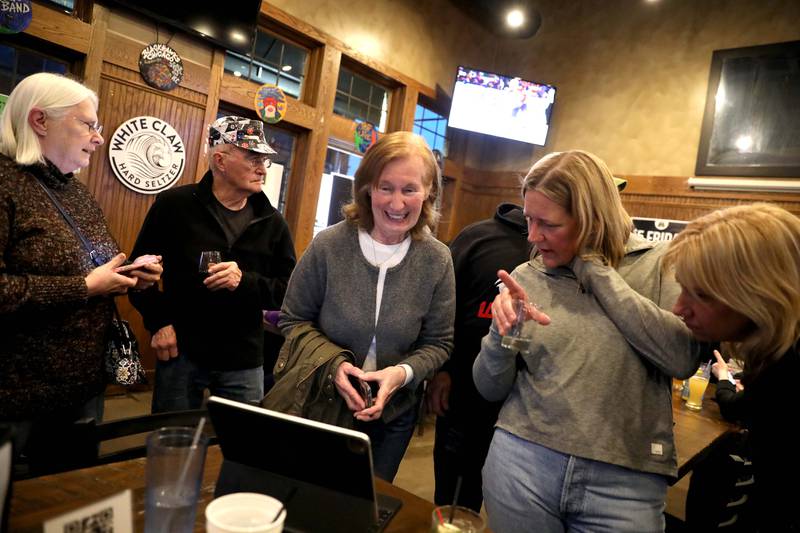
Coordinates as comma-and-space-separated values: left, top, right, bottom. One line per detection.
0, 73, 161, 471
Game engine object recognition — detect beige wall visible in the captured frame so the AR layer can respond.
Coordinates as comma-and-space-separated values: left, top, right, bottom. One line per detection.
265, 0, 497, 94
494, 0, 800, 176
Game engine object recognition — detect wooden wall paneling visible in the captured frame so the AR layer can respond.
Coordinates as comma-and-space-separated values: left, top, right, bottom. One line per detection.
25, 2, 92, 54
102, 33, 212, 97
195, 49, 226, 182
81, 3, 109, 96
282, 45, 342, 254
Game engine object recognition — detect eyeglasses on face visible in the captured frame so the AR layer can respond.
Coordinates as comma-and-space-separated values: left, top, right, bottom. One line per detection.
223, 148, 272, 169
73, 117, 103, 135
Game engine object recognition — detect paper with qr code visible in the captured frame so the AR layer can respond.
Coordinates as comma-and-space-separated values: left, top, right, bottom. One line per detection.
44, 489, 133, 533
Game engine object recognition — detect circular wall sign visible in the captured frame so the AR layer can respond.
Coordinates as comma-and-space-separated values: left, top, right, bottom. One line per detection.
139, 43, 184, 91
254, 84, 287, 124
108, 116, 185, 195
0, 0, 32, 34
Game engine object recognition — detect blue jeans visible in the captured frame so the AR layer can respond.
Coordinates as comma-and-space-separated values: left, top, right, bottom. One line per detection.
152, 354, 264, 413
483, 429, 667, 533
357, 400, 419, 483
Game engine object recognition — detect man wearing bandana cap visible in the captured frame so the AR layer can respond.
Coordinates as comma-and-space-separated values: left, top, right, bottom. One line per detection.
130, 116, 296, 412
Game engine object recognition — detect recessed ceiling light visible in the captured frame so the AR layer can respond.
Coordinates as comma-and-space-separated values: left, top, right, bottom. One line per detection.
506, 8, 525, 28
230, 31, 246, 43
281, 65, 292, 72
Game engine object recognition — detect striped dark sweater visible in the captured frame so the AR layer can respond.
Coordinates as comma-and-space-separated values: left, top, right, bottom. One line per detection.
0, 153, 117, 419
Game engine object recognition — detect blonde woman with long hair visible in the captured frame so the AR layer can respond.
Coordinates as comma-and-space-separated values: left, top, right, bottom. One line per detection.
665, 203, 800, 531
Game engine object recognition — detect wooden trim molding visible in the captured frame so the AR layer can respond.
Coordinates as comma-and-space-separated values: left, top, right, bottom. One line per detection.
25, 2, 92, 54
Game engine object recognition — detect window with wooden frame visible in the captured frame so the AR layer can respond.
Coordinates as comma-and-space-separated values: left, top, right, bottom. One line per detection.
334, 66, 389, 130
0, 42, 70, 96
224, 28, 309, 100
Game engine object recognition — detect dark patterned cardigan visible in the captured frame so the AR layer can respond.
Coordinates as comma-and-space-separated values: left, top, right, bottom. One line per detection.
0, 153, 118, 420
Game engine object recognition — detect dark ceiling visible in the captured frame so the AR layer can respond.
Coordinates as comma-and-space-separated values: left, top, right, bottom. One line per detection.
447, 0, 542, 39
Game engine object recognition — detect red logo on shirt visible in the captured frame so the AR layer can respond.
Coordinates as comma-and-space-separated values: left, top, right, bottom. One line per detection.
477, 301, 493, 319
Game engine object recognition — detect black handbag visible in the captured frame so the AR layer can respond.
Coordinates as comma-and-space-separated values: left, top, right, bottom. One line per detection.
105, 306, 147, 386
35, 178, 147, 386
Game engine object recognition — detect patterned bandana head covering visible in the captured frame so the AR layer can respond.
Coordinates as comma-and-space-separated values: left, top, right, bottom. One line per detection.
208, 116, 276, 155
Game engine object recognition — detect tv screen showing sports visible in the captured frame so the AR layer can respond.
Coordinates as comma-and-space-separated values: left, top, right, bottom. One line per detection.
449, 66, 556, 146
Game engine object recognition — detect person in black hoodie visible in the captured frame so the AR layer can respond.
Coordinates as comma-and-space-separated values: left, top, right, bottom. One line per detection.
130, 116, 295, 413
666, 203, 799, 532
426, 203, 530, 511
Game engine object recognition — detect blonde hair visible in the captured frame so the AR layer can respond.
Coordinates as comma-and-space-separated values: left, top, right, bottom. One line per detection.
0, 73, 99, 166
663, 203, 800, 382
522, 150, 632, 267
342, 131, 441, 240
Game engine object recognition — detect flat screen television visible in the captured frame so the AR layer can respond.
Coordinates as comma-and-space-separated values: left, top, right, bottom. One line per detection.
449, 66, 557, 146
108, 0, 261, 55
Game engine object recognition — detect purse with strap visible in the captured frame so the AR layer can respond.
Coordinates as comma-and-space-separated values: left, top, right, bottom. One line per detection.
35, 178, 147, 386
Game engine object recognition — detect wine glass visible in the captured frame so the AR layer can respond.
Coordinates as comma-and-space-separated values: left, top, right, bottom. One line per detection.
198, 251, 222, 275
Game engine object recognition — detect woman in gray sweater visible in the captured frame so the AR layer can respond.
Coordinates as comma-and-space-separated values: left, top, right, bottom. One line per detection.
475, 150, 706, 533
280, 132, 454, 481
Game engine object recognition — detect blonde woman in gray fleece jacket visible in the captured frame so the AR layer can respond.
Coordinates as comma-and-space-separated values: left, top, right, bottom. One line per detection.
473, 150, 707, 533
279, 132, 454, 482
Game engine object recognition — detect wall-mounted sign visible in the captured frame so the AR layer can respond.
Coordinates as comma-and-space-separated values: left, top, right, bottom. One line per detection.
0, 0, 31, 34
139, 43, 183, 91
354, 120, 378, 154
632, 217, 687, 242
108, 116, 185, 195
254, 84, 287, 124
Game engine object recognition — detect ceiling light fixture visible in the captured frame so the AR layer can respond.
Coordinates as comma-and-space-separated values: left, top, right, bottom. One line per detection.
281, 65, 292, 72
506, 8, 525, 28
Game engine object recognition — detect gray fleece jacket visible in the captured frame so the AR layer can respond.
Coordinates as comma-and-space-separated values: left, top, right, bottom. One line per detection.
473, 233, 704, 478
280, 221, 455, 422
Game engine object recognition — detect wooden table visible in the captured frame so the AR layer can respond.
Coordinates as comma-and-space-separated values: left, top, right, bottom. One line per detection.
671, 381, 737, 482
8, 446, 436, 532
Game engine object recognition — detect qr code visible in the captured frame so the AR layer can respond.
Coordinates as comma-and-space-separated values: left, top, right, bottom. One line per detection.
64, 506, 114, 532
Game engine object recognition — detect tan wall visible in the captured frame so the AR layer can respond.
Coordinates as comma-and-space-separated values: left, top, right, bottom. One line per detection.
495, 0, 800, 176
265, 0, 497, 94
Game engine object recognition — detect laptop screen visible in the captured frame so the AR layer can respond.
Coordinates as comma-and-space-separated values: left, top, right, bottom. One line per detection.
207, 396, 377, 501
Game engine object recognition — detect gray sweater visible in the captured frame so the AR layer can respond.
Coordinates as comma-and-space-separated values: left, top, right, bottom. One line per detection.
473, 234, 704, 477
280, 221, 455, 422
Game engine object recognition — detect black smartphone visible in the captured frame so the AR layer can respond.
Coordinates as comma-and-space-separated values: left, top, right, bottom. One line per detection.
349, 376, 374, 408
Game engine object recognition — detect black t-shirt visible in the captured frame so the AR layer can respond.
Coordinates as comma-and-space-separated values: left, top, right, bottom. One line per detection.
212, 198, 254, 246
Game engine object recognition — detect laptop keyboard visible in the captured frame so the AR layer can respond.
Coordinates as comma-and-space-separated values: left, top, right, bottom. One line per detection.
368, 507, 394, 533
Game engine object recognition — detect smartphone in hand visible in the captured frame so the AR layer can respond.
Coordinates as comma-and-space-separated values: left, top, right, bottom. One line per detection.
115, 254, 160, 275
349, 376, 374, 408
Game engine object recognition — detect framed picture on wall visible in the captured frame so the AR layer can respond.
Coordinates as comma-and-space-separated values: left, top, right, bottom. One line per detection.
695, 40, 800, 177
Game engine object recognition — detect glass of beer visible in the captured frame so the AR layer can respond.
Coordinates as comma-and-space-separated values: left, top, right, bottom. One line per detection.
685, 374, 710, 411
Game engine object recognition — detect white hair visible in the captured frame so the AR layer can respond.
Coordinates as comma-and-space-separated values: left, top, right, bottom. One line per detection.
0, 73, 99, 166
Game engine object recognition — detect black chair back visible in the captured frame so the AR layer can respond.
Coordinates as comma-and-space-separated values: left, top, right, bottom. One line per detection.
685, 430, 754, 532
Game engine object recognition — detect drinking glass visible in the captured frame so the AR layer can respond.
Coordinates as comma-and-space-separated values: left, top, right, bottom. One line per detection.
431, 505, 485, 533
500, 298, 531, 354
199, 251, 222, 275
144, 427, 209, 533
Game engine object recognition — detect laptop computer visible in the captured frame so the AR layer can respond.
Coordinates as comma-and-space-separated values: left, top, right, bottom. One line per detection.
206, 396, 402, 533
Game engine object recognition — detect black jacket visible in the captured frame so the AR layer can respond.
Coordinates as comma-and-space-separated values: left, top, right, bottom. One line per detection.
129, 171, 296, 370
440, 203, 531, 422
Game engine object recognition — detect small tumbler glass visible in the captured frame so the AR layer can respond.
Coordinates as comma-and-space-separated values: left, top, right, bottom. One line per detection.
199, 251, 222, 275
500, 298, 531, 354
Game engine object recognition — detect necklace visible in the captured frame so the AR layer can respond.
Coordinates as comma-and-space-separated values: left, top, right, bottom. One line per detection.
370, 234, 404, 268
